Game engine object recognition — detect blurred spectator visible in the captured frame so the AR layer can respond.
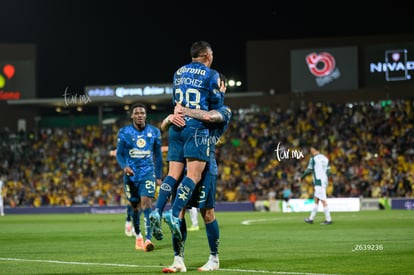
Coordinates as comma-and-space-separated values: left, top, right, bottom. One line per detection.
1, 99, 414, 207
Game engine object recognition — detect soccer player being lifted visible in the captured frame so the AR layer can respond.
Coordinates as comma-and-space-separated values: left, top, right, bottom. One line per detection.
156, 74, 231, 273
149, 41, 224, 242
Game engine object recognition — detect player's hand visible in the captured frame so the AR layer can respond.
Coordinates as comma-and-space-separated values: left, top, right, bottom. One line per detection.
156, 178, 162, 186
170, 113, 186, 127
174, 102, 185, 114
124, 167, 134, 176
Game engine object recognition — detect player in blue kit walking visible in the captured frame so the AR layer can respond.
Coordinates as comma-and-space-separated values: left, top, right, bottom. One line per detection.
116, 103, 163, 252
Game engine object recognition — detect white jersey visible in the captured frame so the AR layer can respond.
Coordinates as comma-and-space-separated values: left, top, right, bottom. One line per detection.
306, 154, 330, 188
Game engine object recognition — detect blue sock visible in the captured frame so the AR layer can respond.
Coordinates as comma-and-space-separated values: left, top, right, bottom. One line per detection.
143, 208, 151, 240
156, 176, 177, 215
206, 220, 219, 256
126, 204, 133, 222
132, 209, 140, 235
172, 177, 195, 217
173, 218, 187, 257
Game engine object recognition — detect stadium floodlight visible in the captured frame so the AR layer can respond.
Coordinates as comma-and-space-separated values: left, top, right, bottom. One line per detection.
227, 79, 242, 88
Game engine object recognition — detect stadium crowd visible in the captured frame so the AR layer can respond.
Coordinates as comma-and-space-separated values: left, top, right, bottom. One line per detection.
0, 99, 413, 208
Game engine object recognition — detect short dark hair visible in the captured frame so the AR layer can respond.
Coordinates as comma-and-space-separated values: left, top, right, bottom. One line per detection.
130, 103, 147, 115
190, 41, 212, 58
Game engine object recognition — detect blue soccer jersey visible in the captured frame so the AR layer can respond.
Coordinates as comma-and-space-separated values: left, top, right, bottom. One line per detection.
172, 61, 223, 128
187, 105, 232, 209
207, 106, 232, 176
168, 62, 224, 162
116, 124, 163, 181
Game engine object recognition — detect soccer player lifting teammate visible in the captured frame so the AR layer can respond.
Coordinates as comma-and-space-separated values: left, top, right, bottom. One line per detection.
160, 74, 231, 273
150, 41, 224, 242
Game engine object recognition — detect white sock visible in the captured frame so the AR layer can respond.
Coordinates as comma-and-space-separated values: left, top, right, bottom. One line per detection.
324, 206, 331, 221
310, 204, 318, 220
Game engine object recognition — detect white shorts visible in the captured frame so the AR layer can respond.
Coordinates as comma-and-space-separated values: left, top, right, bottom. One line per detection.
314, 186, 327, 201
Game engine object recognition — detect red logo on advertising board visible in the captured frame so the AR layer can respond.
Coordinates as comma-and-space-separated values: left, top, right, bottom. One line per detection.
305, 52, 341, 87
0, 64, 20, 100
306, 52, 336, 77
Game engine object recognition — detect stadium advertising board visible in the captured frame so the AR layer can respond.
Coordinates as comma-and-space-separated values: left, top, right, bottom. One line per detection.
391, 198, 414, 210
290, 46, 358, 92
85, 84, 173, 98
0, 44, 36, 100
362, 42, 414, 87
282, 198, 360, 212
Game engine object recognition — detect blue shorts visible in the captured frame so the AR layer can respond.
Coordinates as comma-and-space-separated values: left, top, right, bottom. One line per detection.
187, 170, 217, 209
167, 126, 210, 162
123, 175, 156, 203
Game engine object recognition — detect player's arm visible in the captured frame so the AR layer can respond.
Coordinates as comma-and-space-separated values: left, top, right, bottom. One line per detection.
175, 103, 224, 123
160, 115, 171, 131
298, 157, 314, 181
115, 133, 134, 176
153, 129, 163, 181
326, 164, 332, 177
160, 114, 186, 131
300, 168, 312, 180
109, 149, 117, 157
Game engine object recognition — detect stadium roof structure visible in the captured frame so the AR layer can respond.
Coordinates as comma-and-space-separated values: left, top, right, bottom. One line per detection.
6, 91, 265, 108
5, 91, 267, 120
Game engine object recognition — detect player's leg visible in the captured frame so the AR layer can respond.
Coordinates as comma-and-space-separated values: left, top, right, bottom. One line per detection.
162, 209, 188, 273
188, 207, 199, 231
151, 130, 185, 240
321, 197, 332, 224
130, 200, 145, 250
198, 172, 220, 271
198, 208, 220, 271
0, 195, 4, 216
140, 178, 157, 252
150, 162, 185, 241
170, 127, 209, 218
164, 159, 206, 241
305, 186, 326, 224
305, 197, 318, 224
153, 161, 184, 216
171, 158, 206, 217
140, 195, 155, 251
124, 177, 145, 249
125, 204, 134, 237
156, 126, 185, 215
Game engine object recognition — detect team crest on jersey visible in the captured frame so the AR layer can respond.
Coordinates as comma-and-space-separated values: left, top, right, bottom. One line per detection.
147, 132, 153, 138
136, 138, 146, 148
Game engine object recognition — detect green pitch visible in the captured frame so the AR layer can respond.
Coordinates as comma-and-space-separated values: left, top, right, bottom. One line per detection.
0, 210, 413, 274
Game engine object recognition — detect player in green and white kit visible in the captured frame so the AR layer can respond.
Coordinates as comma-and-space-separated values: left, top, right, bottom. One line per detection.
299, 146, 332, 225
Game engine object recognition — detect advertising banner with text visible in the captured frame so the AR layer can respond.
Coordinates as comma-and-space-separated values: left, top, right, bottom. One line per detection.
290, 46, 358, 92
362, 42, 414, 87
0, 44, 36, 100
282, 198, 360, 213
